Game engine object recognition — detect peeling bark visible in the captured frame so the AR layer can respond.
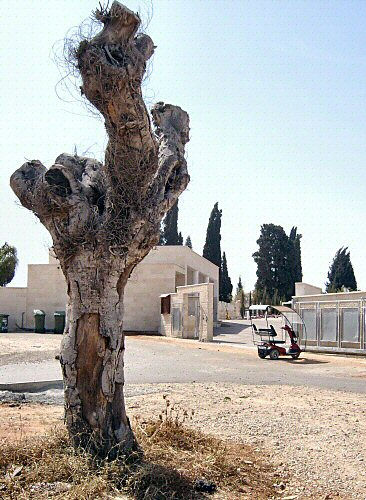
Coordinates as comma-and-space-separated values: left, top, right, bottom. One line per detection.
10, 1, 189, 457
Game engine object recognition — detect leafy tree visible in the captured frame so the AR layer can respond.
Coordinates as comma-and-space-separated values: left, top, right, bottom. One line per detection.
326, 247, 357, 292
220, 251, 232, 302
160, 200, 183, 245
203, 202, 222, 268
253, 224, 294, 302
185, 235, 192, 249
0, 243, 18, 286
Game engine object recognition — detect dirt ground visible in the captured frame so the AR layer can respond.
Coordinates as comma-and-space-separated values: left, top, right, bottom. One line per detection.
1, 382, 366, 499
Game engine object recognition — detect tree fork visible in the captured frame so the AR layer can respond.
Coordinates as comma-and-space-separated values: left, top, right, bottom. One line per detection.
10, 1, 189, 457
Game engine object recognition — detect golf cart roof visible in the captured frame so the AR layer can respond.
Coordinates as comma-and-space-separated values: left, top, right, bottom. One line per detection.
273, 305, 297, 314
248, 305, 270, 311
249, 304, 296, 313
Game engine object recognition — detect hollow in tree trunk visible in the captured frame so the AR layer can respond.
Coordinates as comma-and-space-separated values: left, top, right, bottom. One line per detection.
10, 1, 190, 458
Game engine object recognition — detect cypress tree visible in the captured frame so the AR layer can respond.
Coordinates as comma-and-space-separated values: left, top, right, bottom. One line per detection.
239, 290, 245, 319
185, 235, 192, 249
235, 277, 245, 318
236, 276, 243, 296
289, 226, 303, 295
160, 200, 182, 245
326, 247, 357, 292
220, 251, 232, 302
203, 202, 222, 268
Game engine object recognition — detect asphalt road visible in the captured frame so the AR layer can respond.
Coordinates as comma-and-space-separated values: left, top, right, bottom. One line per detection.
125, 336, 366, 393
1, 332, 366, 394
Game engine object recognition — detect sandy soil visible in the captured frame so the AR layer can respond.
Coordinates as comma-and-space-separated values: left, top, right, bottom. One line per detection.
1, 382, 366, 499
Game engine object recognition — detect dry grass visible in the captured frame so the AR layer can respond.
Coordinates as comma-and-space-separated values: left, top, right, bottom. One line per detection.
0, 400, 275, 499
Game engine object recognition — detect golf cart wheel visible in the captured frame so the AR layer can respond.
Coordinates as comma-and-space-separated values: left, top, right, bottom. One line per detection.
269, 349, 280, 360
258, 350, 267, 359
291, 351, 300, 360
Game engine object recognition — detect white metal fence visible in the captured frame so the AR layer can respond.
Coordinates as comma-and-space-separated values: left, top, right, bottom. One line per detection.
295, 299, 366, 353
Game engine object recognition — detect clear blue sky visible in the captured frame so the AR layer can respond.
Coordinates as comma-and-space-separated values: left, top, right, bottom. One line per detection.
1, 0, 365, 292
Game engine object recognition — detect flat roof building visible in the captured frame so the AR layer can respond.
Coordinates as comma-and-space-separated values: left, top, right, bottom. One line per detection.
0, 246, 219, 333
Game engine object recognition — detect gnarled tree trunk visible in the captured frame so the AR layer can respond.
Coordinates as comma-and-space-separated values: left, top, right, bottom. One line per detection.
10, 1, 189, 458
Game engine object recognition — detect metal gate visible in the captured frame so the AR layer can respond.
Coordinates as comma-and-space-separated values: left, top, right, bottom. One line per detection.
188, 295, 200, 339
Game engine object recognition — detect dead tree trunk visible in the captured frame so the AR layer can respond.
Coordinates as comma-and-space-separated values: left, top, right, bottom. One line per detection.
10, 2, 189, 458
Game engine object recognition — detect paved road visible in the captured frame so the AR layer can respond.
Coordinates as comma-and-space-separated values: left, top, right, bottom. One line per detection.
1, 330, 366, 394
125, 336, 366, 393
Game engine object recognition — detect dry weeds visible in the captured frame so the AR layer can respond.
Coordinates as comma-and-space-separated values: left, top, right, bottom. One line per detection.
0, 399, 275, 499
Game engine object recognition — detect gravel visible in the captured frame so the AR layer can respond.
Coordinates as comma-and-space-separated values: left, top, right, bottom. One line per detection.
1, 382, 366, 498
123, 382, 366, 499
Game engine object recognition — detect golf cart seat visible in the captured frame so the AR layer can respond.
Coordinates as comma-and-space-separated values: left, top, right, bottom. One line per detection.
253, 324, 277, 337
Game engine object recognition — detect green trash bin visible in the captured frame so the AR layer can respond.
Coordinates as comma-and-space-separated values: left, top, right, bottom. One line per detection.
0, 314, 9, 333
34, 310, 46, 333
54, 311, 66, 334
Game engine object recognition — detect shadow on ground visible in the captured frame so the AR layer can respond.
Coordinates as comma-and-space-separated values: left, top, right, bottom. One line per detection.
127, 461, 206, 500
272, 357, 329, 365
214, 322, 251, 336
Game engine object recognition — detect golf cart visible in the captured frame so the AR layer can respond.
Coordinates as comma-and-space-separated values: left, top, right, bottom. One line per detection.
249, 305, 306, 360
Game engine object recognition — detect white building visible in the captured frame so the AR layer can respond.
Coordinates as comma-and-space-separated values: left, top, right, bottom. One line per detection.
293, 282, 366, 354
0, 246, 219, 333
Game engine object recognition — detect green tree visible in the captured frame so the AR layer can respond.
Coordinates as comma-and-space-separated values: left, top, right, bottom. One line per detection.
0, 243, 18, 286
289, 226, 303, 295
203, 202, 222, 268
252, 224, 294, 302
220, 251, 232, 302
236, 276, 245, 317
239, 290, 245, 318
236, 276, 243, 296
185, 235, 192, 249
160, 200, 183, 245
326, 247, 357, 292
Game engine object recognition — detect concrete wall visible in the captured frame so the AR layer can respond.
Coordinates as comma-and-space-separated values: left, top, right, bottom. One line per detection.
293, 290, 366, 304
144, 246, 219, 310
295, 282, 323, 296
123, 263, 178, 332
160, 283, 214, 341
0, 287, 27, 331
26, 264, 68, 330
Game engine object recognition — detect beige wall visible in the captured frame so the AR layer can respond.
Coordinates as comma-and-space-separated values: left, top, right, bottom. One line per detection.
294, 282, 323, 296
26, 264, 68, 330
2, 246, 218, 333
144, 246, 219, 298
293, 289, 366, 303
160, 283, 214, 341
123, 263, 179, 331
0, 287, 27, 331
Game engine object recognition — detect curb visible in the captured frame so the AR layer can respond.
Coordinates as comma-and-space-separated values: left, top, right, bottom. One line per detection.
0, 380, 63, 393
